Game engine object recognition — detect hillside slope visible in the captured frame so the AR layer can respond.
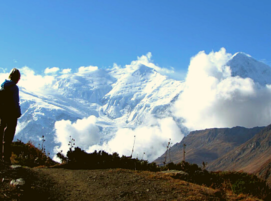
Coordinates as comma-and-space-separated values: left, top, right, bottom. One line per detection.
208, 124, 271, 173
154, 126, 264, 166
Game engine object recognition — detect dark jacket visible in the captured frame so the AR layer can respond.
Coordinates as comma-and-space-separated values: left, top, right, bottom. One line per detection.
0, 79, 21, 118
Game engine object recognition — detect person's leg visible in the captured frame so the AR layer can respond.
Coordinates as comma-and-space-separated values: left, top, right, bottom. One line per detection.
3, 118, 17, 163
0, 118, 6, 161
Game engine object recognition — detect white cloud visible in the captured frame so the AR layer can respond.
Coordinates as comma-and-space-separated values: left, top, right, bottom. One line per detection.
44, 67, 60, 74
172, 48, 271, 130
53, 114, 184, 162
0, 73, 8, 84
0, 68, 7, 73
78, 65, 98, 74
87, 116, 184, 162
61, 68, 72, 74
19, 66, 55, 92
54, 115, 100, 155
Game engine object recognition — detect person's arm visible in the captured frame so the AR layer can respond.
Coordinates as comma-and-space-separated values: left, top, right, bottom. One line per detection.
13, 86, 21, 118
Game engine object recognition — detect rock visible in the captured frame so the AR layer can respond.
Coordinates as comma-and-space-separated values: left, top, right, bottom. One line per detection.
10, 178, 26, 187
10, 165, 22, 169
10, 179, 16, 185
161, 170, 188, 176
161, 170, 189, 180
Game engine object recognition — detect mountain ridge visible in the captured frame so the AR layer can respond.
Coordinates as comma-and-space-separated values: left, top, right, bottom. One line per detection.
153, 126, 264, 166
207, 124, 271, 173
12, 51, 271, 161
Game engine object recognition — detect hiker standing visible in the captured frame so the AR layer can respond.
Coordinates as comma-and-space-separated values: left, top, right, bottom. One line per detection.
0, 68, 21, 164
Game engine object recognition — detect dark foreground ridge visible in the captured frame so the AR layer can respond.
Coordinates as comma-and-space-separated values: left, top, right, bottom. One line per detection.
0, 162, 268, 201
0, 163, 62, 200
0, 141, 271, 200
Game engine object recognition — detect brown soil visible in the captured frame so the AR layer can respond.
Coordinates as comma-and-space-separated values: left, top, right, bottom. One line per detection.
0, 165, 261, 201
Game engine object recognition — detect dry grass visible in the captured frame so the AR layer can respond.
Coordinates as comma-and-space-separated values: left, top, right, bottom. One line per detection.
107, 169, 262, 201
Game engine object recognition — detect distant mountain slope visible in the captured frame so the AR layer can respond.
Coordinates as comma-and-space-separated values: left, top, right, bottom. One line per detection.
154, 126, 264, 165
207, 124, 271, 173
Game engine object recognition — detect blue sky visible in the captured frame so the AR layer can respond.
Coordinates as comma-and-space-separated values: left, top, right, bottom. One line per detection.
1, 0, 271, 77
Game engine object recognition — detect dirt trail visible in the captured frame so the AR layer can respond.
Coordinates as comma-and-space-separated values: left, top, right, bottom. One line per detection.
32, 168, 217, 201
1, 166, 262, 201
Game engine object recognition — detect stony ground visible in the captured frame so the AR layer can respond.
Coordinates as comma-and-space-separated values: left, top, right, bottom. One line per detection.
0, 164, 262, 201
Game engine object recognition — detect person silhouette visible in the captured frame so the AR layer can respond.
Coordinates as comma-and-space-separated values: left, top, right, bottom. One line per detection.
0, 68, 21, 165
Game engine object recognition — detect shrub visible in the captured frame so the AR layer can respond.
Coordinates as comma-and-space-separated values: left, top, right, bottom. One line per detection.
61, 147, 160, 171
11, 140, 57, 167
56, 151, 68, 163
217, 171, 271, 199
160, 161, 271, 199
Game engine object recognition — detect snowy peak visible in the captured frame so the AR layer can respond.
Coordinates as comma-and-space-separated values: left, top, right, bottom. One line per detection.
231, 52, 252, 59
101, 64, 183, 120
132, 65, 156, 77
227, 52, 271, 86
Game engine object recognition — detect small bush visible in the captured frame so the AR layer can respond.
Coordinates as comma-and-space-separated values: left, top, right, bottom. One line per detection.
11, 140, 57, 167
56, 151, 68, 163
217, 171, 271, 199
160, 161, 271, 199
231, 179, 246, 195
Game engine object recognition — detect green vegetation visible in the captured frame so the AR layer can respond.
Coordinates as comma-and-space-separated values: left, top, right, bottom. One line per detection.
218, 171, 271, 199
162, 162, 271, 200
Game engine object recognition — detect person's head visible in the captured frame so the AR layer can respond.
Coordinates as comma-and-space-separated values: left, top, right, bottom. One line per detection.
8, 68, 21, 84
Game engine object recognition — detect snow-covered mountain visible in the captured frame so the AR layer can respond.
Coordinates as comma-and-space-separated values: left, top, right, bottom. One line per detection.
16, 62, 185, 160
227, 52, 271, 86
12, 51, 271, 161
